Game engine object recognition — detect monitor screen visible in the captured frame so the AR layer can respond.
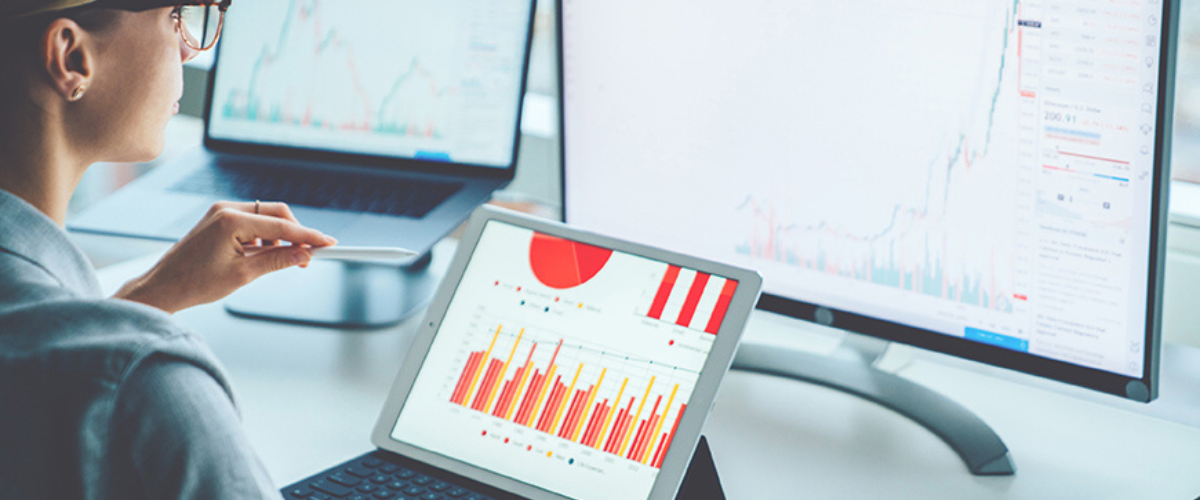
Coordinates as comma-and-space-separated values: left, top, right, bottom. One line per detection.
561, 0, 1173, 395
391, 220, 740, 500
207, 0, 533, 168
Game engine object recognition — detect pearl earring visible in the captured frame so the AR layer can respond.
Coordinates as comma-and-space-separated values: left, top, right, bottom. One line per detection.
70, 86, 86, 101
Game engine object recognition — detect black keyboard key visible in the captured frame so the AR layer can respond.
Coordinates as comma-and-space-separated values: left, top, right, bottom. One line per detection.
447, 488, 468, 498
420, 494, 443, 500
346, 466, 375, 478
348, 496, 370, 500
374, 491, 396, 499
310, 495, 332, 500
329, 474, 362, 487
429, 483, 451, 492
413, 476, 434, 486
364, 458, 383, 468
386, 481, 405, 491
403, 486, 425, 496
395, 470, 416, 480
371, 475, 391, 484
380, 464, 400, 474
287, 486, 313, 498
357, 484, 378, 493
310, 479, 354, 498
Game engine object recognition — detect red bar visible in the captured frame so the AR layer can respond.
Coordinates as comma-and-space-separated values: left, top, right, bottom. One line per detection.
604, 411, 627, 453
583, 401, 606, 446
635, 395, 663, 460
471, 359, 503, 411
537, 379, 565, 432
504, 367, 527, 416
611, 413, 632, 454
492, 367, 524, 417
676, 272, 710, 327
639, 414, 661, 462
649, 432, 668, 469
515, 371, 543, 425
451, 352, 483, 404
626, 420, 649, 460
647, 265, 681, 319
588, 402, 611, 447
704, 279, 739, 334
654, 404, 687, 468
559, 390, 585, 438
568, 389, 588, 437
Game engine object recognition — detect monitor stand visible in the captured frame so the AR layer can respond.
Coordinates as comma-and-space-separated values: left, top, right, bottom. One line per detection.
731, 334, 1016, 476
224, 252, 439, 329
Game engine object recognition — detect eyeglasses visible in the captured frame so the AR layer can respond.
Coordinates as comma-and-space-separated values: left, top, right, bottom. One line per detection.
173, 1, 230, 51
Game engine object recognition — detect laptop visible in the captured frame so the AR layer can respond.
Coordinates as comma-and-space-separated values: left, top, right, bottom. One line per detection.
68, 0, 537, 263
280, 206, 762, 500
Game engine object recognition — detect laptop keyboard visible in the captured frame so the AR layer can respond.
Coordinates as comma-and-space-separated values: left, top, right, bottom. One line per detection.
170, 160, 463, 219
282, 453, 499, 500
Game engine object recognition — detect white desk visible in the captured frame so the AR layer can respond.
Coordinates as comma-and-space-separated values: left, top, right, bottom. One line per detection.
87, 237, 1200, 500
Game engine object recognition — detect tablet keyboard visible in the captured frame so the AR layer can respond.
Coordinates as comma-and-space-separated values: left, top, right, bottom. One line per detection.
281, 452, 499, 500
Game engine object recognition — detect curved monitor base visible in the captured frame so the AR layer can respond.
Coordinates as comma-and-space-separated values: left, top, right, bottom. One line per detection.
225, 253, 437, 329
731, 340, 1015, 476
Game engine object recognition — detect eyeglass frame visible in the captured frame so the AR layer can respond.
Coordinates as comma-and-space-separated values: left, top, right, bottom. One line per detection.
172, 0, 231, 52
7, 0, 232, 52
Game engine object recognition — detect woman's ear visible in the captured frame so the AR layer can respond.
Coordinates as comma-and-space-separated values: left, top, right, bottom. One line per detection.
40, 18, 94, 102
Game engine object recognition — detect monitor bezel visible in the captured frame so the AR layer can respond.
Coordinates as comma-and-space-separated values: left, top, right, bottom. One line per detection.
200, 0, 540, 182
556, 0, 1179, 402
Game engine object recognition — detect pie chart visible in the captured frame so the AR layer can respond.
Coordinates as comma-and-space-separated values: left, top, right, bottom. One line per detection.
529, 232, 613, 289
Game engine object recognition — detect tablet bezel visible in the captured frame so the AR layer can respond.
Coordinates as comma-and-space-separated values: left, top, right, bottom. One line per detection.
370, 205, 762, 500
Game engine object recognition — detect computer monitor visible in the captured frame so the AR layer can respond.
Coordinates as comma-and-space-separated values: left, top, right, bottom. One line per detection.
558, 0, 1178, 473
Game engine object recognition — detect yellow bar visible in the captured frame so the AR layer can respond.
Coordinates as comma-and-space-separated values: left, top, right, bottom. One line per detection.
504, 360, 536, 421
525, 363, 559, 427
460, 325, 503, 407
549, 363, 585, 435
618, 376, 656, 457
594, 378, 628, 450
571, 368, 606, 443
641, 383, 679, 464
483, 329, 524, 414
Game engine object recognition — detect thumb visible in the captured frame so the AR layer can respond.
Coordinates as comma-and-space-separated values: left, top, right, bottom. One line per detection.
246, 246, 311, 277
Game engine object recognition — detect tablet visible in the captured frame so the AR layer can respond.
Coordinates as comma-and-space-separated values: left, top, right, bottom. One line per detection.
370, 206, 762, 500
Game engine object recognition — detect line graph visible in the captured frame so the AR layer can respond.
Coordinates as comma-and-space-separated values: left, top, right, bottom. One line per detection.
731, 0, 1023, 313
219, 0, 455, 138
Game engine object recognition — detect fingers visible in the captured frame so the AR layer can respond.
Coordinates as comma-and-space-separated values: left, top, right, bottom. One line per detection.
212, 208, 337, 248
210, 200, 300, 222
211, 201, 303, 247
244, 245, 313, 278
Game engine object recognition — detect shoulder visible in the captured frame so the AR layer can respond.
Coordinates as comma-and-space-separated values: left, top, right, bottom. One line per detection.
0, 297, 228, 391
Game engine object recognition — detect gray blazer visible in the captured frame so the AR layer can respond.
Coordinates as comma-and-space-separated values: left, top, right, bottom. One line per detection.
0, 189, 281, 500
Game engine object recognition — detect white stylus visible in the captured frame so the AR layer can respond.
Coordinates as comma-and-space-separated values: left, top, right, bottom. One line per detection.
310, 246, 420, 262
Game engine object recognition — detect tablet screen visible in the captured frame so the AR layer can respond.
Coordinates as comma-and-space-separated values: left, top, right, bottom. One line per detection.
391, 221, 739, 500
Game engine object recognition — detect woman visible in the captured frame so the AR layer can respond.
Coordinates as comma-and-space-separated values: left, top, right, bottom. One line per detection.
0, 1, 333, 498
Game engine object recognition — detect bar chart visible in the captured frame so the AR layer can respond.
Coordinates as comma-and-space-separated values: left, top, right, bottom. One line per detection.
448, 324, 691, 469
645, 266, 738, 334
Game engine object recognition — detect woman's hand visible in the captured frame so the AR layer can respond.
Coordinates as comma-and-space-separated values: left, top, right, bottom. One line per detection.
113, 201, 337, 314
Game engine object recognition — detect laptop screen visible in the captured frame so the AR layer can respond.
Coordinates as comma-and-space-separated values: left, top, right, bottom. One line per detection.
391, 220, 740, 500
206, 0, 532, 168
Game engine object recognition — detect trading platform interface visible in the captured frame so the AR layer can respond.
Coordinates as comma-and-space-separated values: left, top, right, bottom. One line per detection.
563, 0, 1166, 379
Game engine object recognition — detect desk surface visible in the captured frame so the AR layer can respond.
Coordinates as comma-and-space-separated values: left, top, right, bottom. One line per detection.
87, 237, 1200, 500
